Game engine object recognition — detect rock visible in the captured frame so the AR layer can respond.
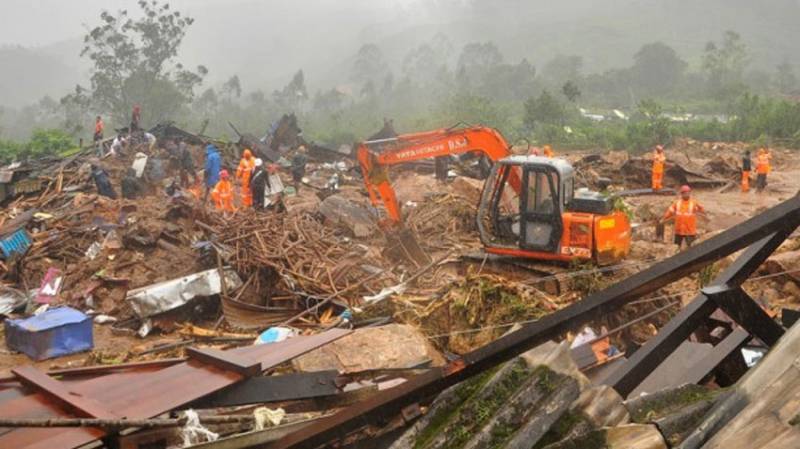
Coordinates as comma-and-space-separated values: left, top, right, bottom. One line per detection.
318, 194, 375, 237
292, 324, 444, 373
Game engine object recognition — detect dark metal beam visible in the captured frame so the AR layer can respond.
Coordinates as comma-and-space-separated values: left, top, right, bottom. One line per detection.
604, 226, 796, 397
267, 197, 800, 449
197, 371, 341, 408
703, 286, 783, 346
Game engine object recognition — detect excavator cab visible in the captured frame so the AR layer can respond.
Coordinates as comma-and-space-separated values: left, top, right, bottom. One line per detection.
477, 156, 630, 265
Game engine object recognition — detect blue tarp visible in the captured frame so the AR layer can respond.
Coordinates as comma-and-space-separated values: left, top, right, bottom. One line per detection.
5, 306, 93, 360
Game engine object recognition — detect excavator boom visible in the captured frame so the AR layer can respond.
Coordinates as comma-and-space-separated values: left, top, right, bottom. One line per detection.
357, 126, 514, 224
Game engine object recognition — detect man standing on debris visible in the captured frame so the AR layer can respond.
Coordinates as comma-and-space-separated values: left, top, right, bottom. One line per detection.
93, 116, 105, 156
121, 168, 143, 199
652, 145, 666, 191
236, 149, 256, 208
291, 145, 308, 190
177, 141, 196, 187
661, 185, 706, 250
543, 144, 554, 158
211, 169, 235, 212
250, 158, 267, 210
204, 143, 221, 201
756, 147, 772, 192
131, 104, 141, 131
90, 162, 117, 199
741, 149, 752, 192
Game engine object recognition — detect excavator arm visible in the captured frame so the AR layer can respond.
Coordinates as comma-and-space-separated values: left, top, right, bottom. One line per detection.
357, 126, 516, 225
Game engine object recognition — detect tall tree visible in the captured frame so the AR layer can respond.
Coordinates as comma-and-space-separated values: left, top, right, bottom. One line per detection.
273, 70, 308, 111
541, 55, 583, 86
702, 31, 749, 98
64, 1, 207, 126
632, 42, 687, 96
774, 60, 797, 94
221, 75, 242, 102
351, 44, 389, 89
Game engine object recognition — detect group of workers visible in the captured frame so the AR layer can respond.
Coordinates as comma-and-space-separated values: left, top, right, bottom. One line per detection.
650, 143, 774, 250
204, 144, 290, 213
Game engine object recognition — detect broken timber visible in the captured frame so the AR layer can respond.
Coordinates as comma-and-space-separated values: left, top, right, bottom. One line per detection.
266, 195, 800, 449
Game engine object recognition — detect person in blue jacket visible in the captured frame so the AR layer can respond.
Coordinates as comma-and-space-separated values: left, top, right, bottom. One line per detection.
204, 143, 221, 201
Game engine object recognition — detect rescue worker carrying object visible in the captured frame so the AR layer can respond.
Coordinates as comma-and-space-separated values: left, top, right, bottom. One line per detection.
652, 145, 666, 191
211, 169, 235, 212
661, 185, 706, 250
756, 147, 772, 192
236, 149, 256, 207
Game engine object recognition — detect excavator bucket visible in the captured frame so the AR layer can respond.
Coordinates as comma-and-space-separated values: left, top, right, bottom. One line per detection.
383, 228, 431, 268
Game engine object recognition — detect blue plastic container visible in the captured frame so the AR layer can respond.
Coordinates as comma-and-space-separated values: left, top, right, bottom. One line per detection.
4, 307, 93, 360
0, 228, 32, 258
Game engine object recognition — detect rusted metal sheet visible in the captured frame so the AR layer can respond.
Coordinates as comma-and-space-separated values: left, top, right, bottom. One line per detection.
0, 329, 350, 449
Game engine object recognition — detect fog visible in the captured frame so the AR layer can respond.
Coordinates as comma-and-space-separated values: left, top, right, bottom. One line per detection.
2, 0, 800, 143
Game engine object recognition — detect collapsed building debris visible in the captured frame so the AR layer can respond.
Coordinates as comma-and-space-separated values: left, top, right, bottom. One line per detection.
1, 115, 799, 449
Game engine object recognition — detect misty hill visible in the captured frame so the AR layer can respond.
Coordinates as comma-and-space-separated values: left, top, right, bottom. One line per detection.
2, 0, 799, 107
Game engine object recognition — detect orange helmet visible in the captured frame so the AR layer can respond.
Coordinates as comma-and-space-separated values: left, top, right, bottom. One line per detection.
243, 149, 252, 159
220, 169, 230, 179
680, 185, 691, 193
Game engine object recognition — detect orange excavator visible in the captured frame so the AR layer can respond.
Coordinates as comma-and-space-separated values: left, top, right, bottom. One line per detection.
356, 125, 631, 265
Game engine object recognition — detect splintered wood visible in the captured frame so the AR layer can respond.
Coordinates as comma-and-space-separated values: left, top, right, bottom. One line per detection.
205, 211, 399, 307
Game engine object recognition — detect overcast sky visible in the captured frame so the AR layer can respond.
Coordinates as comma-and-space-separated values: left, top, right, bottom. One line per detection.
0, 0, 420, 47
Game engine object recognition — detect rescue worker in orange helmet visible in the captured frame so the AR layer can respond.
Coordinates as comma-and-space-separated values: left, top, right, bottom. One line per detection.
741, 149, 751, 193
651, 145, 666, 191
543, 144, 554, 158
661, 185, 706, 250
236, 149, 256, 207
211, 169, 235, 212
755, 147, 772, 192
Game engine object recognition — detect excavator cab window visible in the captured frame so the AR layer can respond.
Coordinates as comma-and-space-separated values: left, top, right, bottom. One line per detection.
519, 166, 563, 252
487, 165, 522, 245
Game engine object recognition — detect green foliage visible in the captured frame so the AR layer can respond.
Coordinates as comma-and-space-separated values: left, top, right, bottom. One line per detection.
0, 129, 75, 163
524, 90, 566, 130
66, 0, 207, 125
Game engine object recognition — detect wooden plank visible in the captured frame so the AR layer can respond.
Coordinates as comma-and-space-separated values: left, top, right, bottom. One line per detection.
12, 366, 119, 419
186, 347, 260, 377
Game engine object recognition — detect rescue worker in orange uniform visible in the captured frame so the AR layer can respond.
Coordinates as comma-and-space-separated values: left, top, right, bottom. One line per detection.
236, 149, 256, 207
543, 144, 554, 158
741, 150, 751, 192
661, 185, 706, 250
211, 169, 235, 212
652, 145, 666, 191
755, 147, 772, 192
